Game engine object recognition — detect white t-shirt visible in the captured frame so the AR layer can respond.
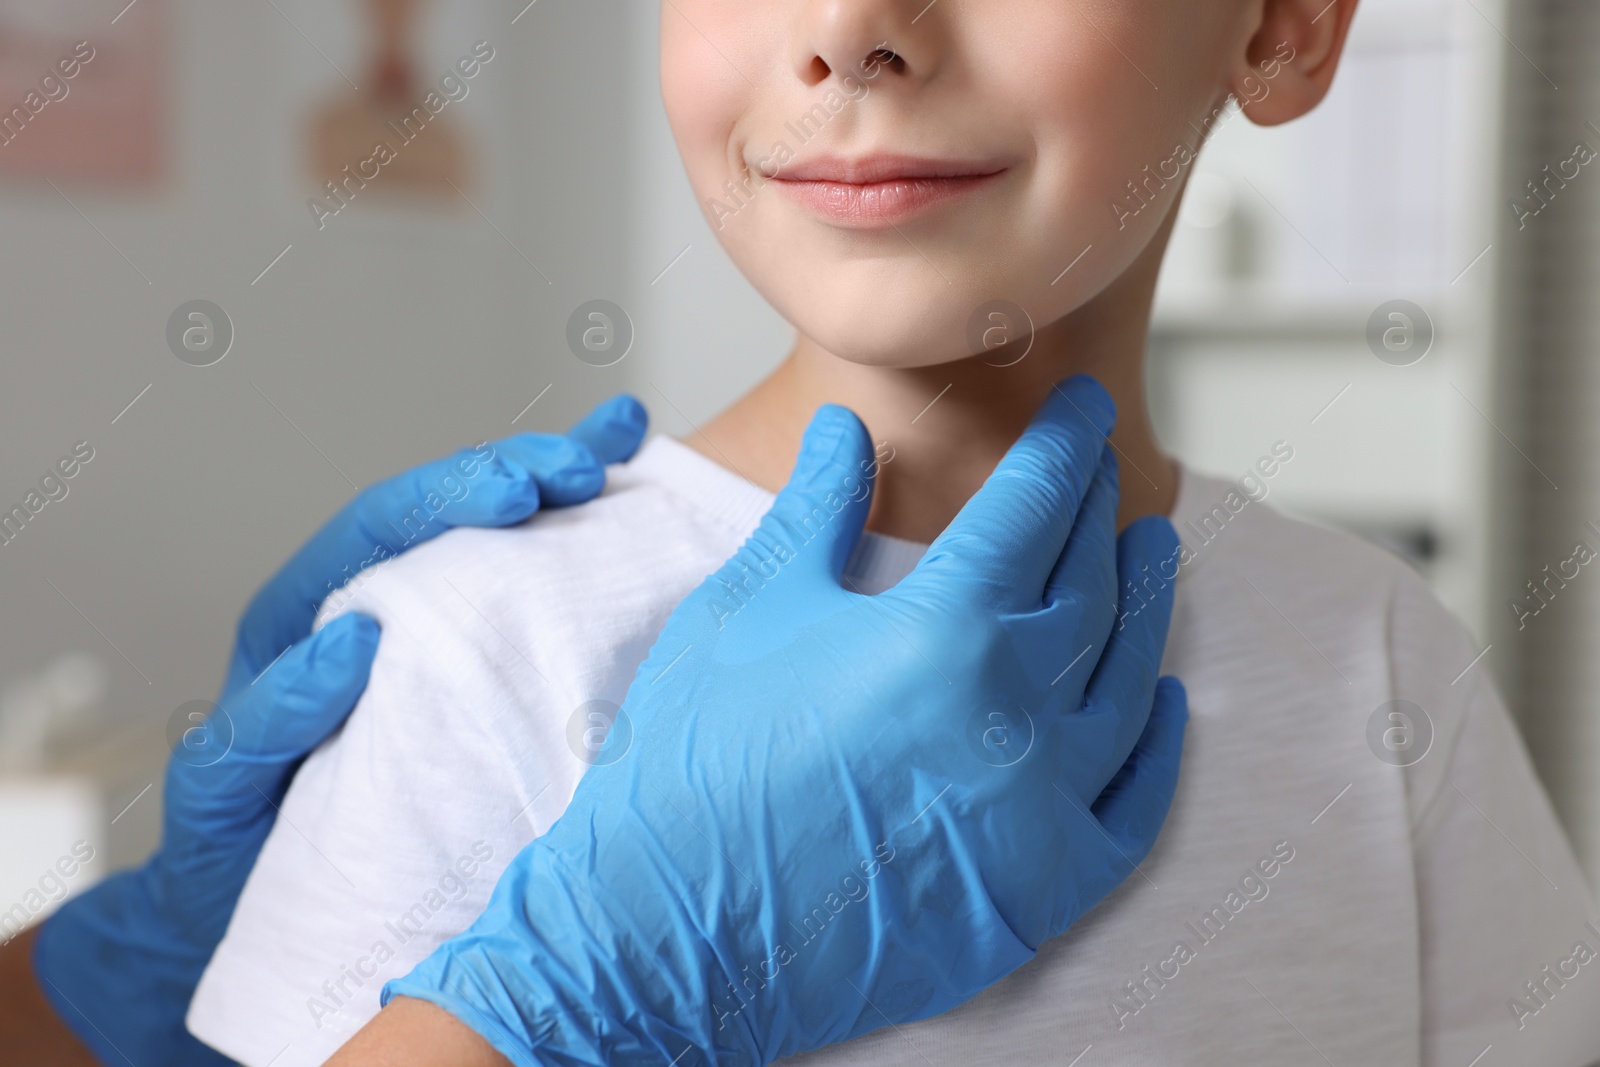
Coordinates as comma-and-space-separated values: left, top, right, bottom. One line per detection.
188, 434, 1600, 1067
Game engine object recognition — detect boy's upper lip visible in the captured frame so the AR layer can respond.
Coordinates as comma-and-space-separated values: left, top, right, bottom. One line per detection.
764, 153, 1010, 184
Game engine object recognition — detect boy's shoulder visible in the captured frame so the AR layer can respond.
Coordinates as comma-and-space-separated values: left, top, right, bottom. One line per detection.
315, 434, 773, 631
1172, 462, 1462, 645
1169, 463, 1491, 831
295, 434, 775, 764
191, 436, 780, 1067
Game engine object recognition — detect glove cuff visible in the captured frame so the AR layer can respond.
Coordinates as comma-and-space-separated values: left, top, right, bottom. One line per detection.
32, 864, 230, 1066
383, 839, 764, 1067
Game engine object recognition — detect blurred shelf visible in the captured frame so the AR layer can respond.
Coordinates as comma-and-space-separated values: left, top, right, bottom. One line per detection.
1150, 292, 1474, 345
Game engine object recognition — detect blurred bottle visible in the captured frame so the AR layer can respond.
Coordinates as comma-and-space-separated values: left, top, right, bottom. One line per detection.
0, 652, 107, 772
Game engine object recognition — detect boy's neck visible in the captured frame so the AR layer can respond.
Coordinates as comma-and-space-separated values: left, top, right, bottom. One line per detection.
687, 236, 1179, 544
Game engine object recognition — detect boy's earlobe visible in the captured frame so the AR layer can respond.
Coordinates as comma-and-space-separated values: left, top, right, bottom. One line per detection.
1231, 0, 1361, 128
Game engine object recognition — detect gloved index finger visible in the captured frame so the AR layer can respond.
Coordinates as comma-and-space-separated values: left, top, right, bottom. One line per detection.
230, 443, 535, 680
898, 375, 1115, 606
494, 394, 649, 508
561, 393, 648, 465
230, 397, 649, 684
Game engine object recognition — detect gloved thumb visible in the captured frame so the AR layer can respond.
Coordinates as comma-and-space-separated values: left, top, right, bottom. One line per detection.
240, 611, 382, 764
168, 613, 382, 825
740, 403, 878, 591
618, 407, 876, 722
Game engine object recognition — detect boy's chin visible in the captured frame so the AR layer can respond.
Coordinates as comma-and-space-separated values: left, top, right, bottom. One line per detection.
788, 301, 1031, 370
821, 348, 979, 370
758, 257, 1059, 371
796, 318, 984, 369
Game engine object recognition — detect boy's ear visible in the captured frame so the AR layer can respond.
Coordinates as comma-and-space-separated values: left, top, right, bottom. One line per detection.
1230, 0, 1361, 127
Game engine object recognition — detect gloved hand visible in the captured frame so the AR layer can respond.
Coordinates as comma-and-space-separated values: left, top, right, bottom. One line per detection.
32, 395, 649, 1066
384, 376, 1187, 1067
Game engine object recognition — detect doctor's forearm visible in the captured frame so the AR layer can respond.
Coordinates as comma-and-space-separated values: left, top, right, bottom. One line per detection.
0, 927, 100, 1065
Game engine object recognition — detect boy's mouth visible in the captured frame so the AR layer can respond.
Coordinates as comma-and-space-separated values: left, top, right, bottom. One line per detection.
763, 153, 1009, 229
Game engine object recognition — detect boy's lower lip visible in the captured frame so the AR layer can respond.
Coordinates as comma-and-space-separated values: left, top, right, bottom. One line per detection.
771, 171, 1004, 228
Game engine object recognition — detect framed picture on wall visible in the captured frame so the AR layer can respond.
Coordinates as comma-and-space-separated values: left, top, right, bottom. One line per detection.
0, 0, 165, 185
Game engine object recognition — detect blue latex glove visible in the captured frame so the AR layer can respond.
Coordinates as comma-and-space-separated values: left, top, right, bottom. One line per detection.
387, 376, 1187, 1067
32, 396, 649, 1066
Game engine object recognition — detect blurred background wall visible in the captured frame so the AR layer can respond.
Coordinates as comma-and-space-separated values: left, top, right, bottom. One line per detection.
0, 0, 655, 893
1, 0, 1597, 916
1501, 0, 1600, 900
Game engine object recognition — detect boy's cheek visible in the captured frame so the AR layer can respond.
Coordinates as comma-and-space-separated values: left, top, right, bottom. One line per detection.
660, 27, 752, 184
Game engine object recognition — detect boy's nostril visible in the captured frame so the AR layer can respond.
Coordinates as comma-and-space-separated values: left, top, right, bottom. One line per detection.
869, 47, 904, 73
804, 48, 900, 86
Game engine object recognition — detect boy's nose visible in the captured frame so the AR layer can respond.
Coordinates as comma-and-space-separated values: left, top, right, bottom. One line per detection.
788, 0, 935, 88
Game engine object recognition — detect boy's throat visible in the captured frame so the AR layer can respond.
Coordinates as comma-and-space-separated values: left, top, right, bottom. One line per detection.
686, 348, 1177, 546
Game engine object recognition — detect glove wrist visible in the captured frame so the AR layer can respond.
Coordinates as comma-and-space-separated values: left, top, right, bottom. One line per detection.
385, 839, 764, 1067
32, 863, 229, 1066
